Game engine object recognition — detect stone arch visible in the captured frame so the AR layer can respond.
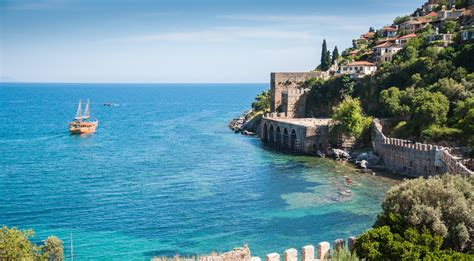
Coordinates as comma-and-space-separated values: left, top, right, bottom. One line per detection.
263, 123, 268, 141
283, 128, 289, 147
269, 124, 275, 143
275, 126, 282, 145
290, 129, 299, 151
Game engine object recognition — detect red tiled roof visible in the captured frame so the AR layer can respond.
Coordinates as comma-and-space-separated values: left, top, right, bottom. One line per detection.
374, 41, 393, 48
346, 61, 376, 67
382, 26, 398, 31
425, 12, 438, 18
361, 32, 375, 39
349, 50, 359, 55
398, 33, 417, 39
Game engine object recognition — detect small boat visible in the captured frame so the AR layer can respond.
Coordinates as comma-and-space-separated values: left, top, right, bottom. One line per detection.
103, 102, 119, 107
69, 99, 99, 134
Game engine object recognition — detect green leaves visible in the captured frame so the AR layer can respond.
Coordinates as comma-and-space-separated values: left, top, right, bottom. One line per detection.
354, 176, 474, 259
330, 97, 372, 138
0, 226, 64, 260
251, 90, 270, 113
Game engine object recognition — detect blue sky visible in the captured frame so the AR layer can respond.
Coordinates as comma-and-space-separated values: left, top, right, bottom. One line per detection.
0, 0, 425, 83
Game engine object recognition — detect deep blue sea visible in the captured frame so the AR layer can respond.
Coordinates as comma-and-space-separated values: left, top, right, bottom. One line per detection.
0, 83, 397, 260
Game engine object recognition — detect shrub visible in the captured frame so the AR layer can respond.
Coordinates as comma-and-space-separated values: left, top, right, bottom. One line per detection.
251, 90, 270, 113
43, 236, 64, 261
376, 175, 474, 251
421, 125, 462, 142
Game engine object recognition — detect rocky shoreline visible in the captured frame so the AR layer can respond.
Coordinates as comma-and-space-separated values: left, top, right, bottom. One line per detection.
228, 110, 262, 136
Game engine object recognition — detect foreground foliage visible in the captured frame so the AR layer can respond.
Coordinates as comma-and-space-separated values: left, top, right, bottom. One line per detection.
0, 226, 64, 260
354, 175, 474, 260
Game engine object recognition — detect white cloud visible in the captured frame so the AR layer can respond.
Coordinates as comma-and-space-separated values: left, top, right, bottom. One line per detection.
218, 13, 402, 32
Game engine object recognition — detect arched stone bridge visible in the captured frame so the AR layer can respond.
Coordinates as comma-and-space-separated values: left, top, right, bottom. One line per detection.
260, 113, 331, 154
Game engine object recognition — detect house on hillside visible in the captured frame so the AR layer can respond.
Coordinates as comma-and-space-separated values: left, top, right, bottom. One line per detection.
381, 26, 398, 38
426, 33, 454, 46
437, 5, 465, 20
338, 61, 377, 78
373, 42, 402, 64
360, 32, 375, 39
461, 25, 474, 41
400, 18, 431, 32
396, 34, 417, 46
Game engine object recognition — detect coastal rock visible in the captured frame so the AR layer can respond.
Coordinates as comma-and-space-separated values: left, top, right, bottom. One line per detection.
355, 151, 380, 166
200, 245, 252, 261
329, 149, 350, 161
228, 110, 262, 135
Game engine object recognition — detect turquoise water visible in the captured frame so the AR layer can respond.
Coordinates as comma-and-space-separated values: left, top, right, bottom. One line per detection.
0, 83, 397, 260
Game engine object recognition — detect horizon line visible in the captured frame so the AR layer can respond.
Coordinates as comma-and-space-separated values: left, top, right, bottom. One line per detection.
0, 81, 268, 85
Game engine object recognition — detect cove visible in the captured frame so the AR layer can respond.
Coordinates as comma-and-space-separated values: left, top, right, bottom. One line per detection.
0, 83, 398, 260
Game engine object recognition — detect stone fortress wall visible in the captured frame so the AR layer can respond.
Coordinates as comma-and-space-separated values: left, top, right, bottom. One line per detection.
270, 72, 328, 117
194, 236, 357, 261
260, 114, 330, 153
262, 237, 356, 261
372, 119, 472, 176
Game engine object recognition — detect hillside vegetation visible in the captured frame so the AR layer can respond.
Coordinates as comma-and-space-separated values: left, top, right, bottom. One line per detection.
304, 3, 474, 153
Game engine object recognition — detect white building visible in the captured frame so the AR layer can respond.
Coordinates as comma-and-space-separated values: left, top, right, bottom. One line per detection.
373, 42, 402, 64
339, 61, 377, 78
438, 5, 465, 20
396, 34, 417, 46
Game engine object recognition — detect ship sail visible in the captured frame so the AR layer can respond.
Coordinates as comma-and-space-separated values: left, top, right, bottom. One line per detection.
83, 99, 90, 119
75, 100, 83, 120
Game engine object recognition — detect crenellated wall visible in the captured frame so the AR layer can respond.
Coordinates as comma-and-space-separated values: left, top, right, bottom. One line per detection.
281, 89, 308, 118
263, 236, 357, 261
372, 119, 472, 176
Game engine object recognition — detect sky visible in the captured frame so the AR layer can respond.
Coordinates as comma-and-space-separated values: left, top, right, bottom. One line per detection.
0, 0, 425, 83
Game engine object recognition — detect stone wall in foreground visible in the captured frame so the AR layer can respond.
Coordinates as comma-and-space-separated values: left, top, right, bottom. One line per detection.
372, 119, 472, 177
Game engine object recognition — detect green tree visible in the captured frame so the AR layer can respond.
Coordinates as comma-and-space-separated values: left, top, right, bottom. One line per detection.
441, 20, 458, 34
431, 78, 469, 102
331, 46, 339, 65
320, 39, 330, 71
251, 90, 270, 112
379, 87, 411, 117
393, 15, 410, 25
43, 236, 64, 261
0, 226, 43, 259
453, 98, 474, 148
331, 97, 372, 138
411, 90, 449, 130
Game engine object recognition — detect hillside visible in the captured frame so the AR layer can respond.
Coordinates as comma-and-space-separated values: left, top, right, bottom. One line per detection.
303, 1, 474, 154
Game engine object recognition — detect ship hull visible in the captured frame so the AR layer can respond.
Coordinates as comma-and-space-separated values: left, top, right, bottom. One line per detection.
68, 121, 98, 134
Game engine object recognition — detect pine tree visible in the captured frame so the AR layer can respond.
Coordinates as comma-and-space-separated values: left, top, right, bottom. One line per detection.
332, 46, 339, 65
320, 39, 329, 71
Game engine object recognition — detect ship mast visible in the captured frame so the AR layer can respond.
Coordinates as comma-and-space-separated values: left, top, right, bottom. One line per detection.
83, 99, 90, 120
75, 100, 83, 120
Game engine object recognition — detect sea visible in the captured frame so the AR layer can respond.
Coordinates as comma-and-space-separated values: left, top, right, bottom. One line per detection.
0, 83, 398, 260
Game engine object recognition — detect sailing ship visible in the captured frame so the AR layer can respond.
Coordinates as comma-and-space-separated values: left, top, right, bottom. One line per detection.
69, 99, 99, 134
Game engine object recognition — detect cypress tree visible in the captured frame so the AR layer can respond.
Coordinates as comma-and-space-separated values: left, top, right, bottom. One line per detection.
326, 50, 331, 69
320, 39, 329, 70
332, 46, 339, 65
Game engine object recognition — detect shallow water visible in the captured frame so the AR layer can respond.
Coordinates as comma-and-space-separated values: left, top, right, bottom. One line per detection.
0, 83, 398, 260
